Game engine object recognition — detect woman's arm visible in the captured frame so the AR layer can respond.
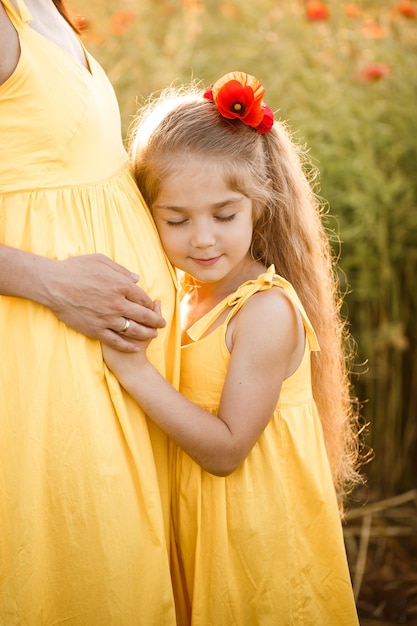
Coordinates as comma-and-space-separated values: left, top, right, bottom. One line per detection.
0, 1, 20, 85
103, 289, 304, 474
0, 245, 165, 350
0, 6, 164, 350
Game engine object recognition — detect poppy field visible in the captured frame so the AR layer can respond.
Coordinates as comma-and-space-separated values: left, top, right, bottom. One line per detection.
70, 0, 417, 621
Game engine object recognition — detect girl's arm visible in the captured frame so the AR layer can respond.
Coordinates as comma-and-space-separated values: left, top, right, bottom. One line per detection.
103, 288, 305, 475
0, 245, 165, 350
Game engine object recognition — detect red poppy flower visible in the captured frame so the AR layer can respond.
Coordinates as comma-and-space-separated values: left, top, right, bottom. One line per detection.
73, 14, 89, 33
203, 72, 274, 134
110, 10, 137, 36
344, 4, 361, 18
395, 1, 416, 18
305, 1, 330, 21
361, 21, 386, 39
257, 106, 274, 134
359, 62, 391, 82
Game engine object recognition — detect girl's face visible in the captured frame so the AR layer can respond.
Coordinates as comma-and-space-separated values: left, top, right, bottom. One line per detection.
152, 157, 255, 286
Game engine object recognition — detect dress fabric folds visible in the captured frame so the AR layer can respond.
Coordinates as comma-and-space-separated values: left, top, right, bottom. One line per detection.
0, 1, 179, 623
171, 267, 359, 626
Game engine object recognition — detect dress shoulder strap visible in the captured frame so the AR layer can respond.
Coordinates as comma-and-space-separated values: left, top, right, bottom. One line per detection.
1, 0, 32, 27
187, 265, 320, 352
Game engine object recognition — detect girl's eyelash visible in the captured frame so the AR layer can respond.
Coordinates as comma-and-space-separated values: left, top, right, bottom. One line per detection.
165, 214, 236, 226
216, 214, 235, 222
166, 220, 187, 226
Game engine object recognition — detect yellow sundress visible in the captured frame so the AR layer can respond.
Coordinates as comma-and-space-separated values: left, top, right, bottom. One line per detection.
171, 267, 359, 625
0, 1, 179, 624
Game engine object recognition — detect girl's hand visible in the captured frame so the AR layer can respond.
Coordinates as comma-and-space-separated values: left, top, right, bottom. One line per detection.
102, 335, 152, 384
102, 302, 160, 384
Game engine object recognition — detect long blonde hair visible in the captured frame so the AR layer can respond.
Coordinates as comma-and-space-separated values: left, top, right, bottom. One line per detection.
129, 82, 363, 505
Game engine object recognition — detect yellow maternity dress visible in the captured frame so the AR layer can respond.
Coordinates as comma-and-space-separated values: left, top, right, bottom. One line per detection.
172, 267, 359, 625
0, 1, 179, 624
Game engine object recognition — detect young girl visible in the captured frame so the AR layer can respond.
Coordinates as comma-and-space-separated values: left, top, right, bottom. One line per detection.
103, 72, 362, 625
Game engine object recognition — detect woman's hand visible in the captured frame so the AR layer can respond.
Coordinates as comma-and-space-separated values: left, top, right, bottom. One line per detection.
0, 246, 166, 351
46, 255, 166, 351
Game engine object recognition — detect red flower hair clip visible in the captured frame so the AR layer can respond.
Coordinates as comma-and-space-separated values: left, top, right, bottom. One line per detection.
203, 71, 274, 135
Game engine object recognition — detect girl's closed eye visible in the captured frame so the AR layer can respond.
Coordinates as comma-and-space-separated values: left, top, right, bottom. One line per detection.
165, 218, 189, 226
162, 214, 235, 226
215, 213, 236, 222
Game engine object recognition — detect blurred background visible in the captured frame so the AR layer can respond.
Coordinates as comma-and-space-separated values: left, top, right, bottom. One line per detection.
69, 1, 417, 622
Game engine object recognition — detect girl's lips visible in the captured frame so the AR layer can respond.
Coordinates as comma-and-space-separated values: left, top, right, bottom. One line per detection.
191, 256, 221, 267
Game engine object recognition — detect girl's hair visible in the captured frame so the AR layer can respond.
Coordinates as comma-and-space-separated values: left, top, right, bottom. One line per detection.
129, 82, 363, 506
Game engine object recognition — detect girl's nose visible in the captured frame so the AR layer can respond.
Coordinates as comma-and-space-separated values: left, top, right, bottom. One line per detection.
191, 224, 216, 248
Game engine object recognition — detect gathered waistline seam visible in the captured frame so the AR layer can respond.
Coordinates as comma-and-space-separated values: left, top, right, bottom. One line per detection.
0, 164, 131, 197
